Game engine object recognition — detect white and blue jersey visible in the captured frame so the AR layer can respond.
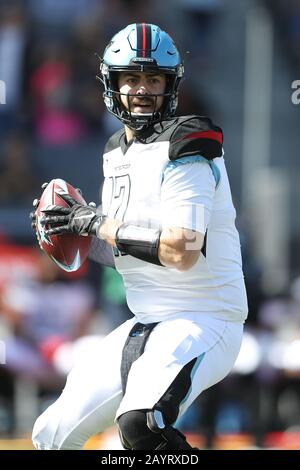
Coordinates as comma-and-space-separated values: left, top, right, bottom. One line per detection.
102, 115, 248, 323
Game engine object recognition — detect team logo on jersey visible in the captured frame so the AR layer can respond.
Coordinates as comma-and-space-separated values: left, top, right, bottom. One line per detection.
114, 164, 130, 171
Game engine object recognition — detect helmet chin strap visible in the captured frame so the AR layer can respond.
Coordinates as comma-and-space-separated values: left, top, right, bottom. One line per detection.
120, 113, 159, 132
122, 114, 162, 131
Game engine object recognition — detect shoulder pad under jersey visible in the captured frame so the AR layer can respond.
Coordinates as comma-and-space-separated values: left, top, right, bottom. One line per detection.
168, 115, 223, 161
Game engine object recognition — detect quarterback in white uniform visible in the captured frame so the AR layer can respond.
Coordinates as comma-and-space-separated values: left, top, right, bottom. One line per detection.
31, 23, 248, 450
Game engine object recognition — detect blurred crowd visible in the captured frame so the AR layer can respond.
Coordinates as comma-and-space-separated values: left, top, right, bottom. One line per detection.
0, 0, 300, 448
265, 0, 300, 72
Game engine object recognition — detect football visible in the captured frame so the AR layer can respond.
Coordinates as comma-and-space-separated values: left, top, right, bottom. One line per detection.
35, 179, 92, 272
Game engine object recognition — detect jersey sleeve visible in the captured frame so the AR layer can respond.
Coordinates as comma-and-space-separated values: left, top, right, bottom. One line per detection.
160, 158, 216, 234
169, 116, 223, 161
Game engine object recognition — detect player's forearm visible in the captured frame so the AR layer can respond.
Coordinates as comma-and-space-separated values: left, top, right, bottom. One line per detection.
99, 219, 162, 266
97, 218, 122, 247
158, 227, 202, 271
97, 219, 202, 270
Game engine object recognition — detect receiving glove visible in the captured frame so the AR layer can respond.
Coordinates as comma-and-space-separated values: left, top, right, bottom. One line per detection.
40, 193, 104, 237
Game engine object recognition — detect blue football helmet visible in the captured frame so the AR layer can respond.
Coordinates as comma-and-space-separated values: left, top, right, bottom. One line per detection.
98, 23, 184, 130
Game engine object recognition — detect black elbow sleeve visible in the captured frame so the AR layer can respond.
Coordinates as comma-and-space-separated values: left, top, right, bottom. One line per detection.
116, 223, 163, 266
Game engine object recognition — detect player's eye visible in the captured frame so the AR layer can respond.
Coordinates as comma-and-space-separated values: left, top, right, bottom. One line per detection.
127, 77, 138, 85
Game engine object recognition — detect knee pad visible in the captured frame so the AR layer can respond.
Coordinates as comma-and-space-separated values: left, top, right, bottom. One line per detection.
117, 409, 193, 450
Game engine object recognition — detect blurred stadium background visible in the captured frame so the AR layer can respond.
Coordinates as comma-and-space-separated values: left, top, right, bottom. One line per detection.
0, 0, 300, 450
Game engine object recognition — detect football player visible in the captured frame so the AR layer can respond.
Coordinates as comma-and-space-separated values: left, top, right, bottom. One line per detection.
31, 23, 248, 450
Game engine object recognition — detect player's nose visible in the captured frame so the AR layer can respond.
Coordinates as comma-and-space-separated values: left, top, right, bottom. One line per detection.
136, 83, 148, 95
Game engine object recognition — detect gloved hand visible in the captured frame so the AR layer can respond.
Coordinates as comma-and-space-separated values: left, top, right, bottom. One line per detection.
30, 182, 49, 232
41, 193, 104, 237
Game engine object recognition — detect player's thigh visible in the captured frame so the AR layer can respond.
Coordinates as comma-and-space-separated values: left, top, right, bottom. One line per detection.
62, 318, 138, 413
33, 318, 136, 449
178, 319, 243, 416
116, 316, 243, 419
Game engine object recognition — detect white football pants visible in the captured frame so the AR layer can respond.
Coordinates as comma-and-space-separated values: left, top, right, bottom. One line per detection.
32, 314, 243, 449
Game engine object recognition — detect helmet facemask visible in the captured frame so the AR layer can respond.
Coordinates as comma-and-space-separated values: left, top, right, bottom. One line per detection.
100, 66, 182, 131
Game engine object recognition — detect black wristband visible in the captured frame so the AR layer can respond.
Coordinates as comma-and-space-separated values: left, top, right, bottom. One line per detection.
116, 223, 163, 266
